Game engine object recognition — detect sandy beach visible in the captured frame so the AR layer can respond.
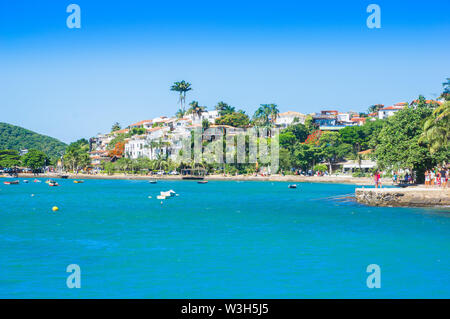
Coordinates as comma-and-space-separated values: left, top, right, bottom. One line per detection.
11, 172, 394, 186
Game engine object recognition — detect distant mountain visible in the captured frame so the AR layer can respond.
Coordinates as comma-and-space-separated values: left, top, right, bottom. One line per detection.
0, 122, 67, 159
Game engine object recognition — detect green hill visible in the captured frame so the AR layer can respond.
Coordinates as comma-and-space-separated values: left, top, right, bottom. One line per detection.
0, 122, 67, 159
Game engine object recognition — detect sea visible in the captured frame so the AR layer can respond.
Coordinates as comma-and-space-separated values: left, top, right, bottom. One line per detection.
0, 178, 449, 298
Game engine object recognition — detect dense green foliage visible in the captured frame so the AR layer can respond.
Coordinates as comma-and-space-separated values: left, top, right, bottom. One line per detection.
63, 139, 90, 172
0, 122, 66, 160
215, 112, 250, 128
375, 104, 448, 177
0, 150, 21, 168
21, 149, 49, 170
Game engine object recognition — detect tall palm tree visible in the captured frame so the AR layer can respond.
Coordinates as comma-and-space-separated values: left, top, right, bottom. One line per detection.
111, 122, 121, 132
170, 80, 192, 112
269, 104, 280, 124
253, 104, 271, 126
187, 101, 206, 121
420, 101, 450, 154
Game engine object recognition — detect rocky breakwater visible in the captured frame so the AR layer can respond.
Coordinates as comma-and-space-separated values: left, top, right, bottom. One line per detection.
355, 187, 450, 207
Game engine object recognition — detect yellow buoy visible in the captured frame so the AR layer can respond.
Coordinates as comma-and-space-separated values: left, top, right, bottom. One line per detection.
52, 206, 59, 212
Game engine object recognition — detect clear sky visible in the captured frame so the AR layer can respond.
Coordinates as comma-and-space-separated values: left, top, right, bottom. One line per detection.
0, 0, 449, 143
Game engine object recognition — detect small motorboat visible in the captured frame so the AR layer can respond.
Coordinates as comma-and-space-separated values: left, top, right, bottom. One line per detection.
48, 181, 59, 187
4, 180, 19, 185
288, 184, 297, 189
23, 180, 29, 183
33, 179, 41, 183
197, 181, 208, 184
73, 180, 84, 184
160, 190, 176, 197
149, 180, 157, 184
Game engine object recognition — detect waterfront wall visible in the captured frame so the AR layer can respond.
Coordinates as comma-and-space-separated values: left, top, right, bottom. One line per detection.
355, 187, 450, 207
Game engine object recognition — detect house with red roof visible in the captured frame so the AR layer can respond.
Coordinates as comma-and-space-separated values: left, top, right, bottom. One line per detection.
378, 103, 407, 120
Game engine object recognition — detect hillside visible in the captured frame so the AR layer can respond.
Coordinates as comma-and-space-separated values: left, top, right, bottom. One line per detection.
0, 122, 67, 159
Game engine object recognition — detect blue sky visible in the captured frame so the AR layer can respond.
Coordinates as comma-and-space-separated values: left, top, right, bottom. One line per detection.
0, 0, 449, 143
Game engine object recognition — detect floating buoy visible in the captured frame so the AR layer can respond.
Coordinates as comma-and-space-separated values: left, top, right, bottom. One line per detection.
148, 196, 152, 199
52, 206, 59, 212
31, 194, 35, 197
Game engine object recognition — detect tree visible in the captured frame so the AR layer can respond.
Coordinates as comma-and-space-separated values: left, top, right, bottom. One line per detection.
268, 104, 280, 124
253, 104, 272, 126
282, 123, 309, 143
318, 131, 352, 174
21, 149, 48, 171
187, 101, 206, 120
374, 103, 445, 180
109, 141, 125, 158
293, 143, 320, 170
175, 109, 186, 119
368, 104, 384, 113
0, 150, 21, 168
202, 119, 210, 130
420, 101, 449, 154
111, 122, 121, 132
215, 112, 250, 128
64, 139, 90, 172
439, 78, 450, 101
215, 102, 235, 116
170, 80, 192, 112
279, 131, 297, 149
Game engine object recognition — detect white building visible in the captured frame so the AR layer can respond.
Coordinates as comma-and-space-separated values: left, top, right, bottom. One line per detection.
275, 111, 306, 128
187, 110, 219, 125
337, 113, 351, 123
124, 135, 149, 159
378, 103, 407, 120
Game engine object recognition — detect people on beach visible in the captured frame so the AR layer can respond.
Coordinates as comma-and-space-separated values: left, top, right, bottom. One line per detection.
439, 167, 448, 188
393, 171, 398, 184
425, 170, 430, 187
373, 171, 381, 188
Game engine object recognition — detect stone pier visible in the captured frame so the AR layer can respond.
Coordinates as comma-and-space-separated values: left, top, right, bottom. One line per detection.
355, 187, 450, 207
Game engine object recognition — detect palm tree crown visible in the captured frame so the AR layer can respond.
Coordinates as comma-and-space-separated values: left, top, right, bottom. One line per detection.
170, 80, 192, 112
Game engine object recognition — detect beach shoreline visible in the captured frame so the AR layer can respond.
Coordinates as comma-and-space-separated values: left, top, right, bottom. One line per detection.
9, 172, 395, 185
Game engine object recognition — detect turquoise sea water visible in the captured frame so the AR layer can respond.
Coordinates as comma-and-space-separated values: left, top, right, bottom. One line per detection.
0, 178, 449, 298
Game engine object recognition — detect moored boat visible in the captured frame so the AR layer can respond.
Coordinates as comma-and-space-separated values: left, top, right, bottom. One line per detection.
73, 180, 84, 184
4, 180, 19, 185
48, 180, 59, 186
288, 184, 297, 189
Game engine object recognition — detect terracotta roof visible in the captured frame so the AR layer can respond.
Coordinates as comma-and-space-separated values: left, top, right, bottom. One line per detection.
358, 149, 373, 155
368, 112, 377, 116
210, 124, 236, 128
411, 99, 442, 105
278, 111, 305, 117
129, 120, 152, 127
147, 127, 163, 132
379, 105, 404, 110
113, 128, 130, 134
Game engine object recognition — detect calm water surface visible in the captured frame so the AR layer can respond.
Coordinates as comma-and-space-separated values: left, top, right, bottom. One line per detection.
0, 178, 449, 298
